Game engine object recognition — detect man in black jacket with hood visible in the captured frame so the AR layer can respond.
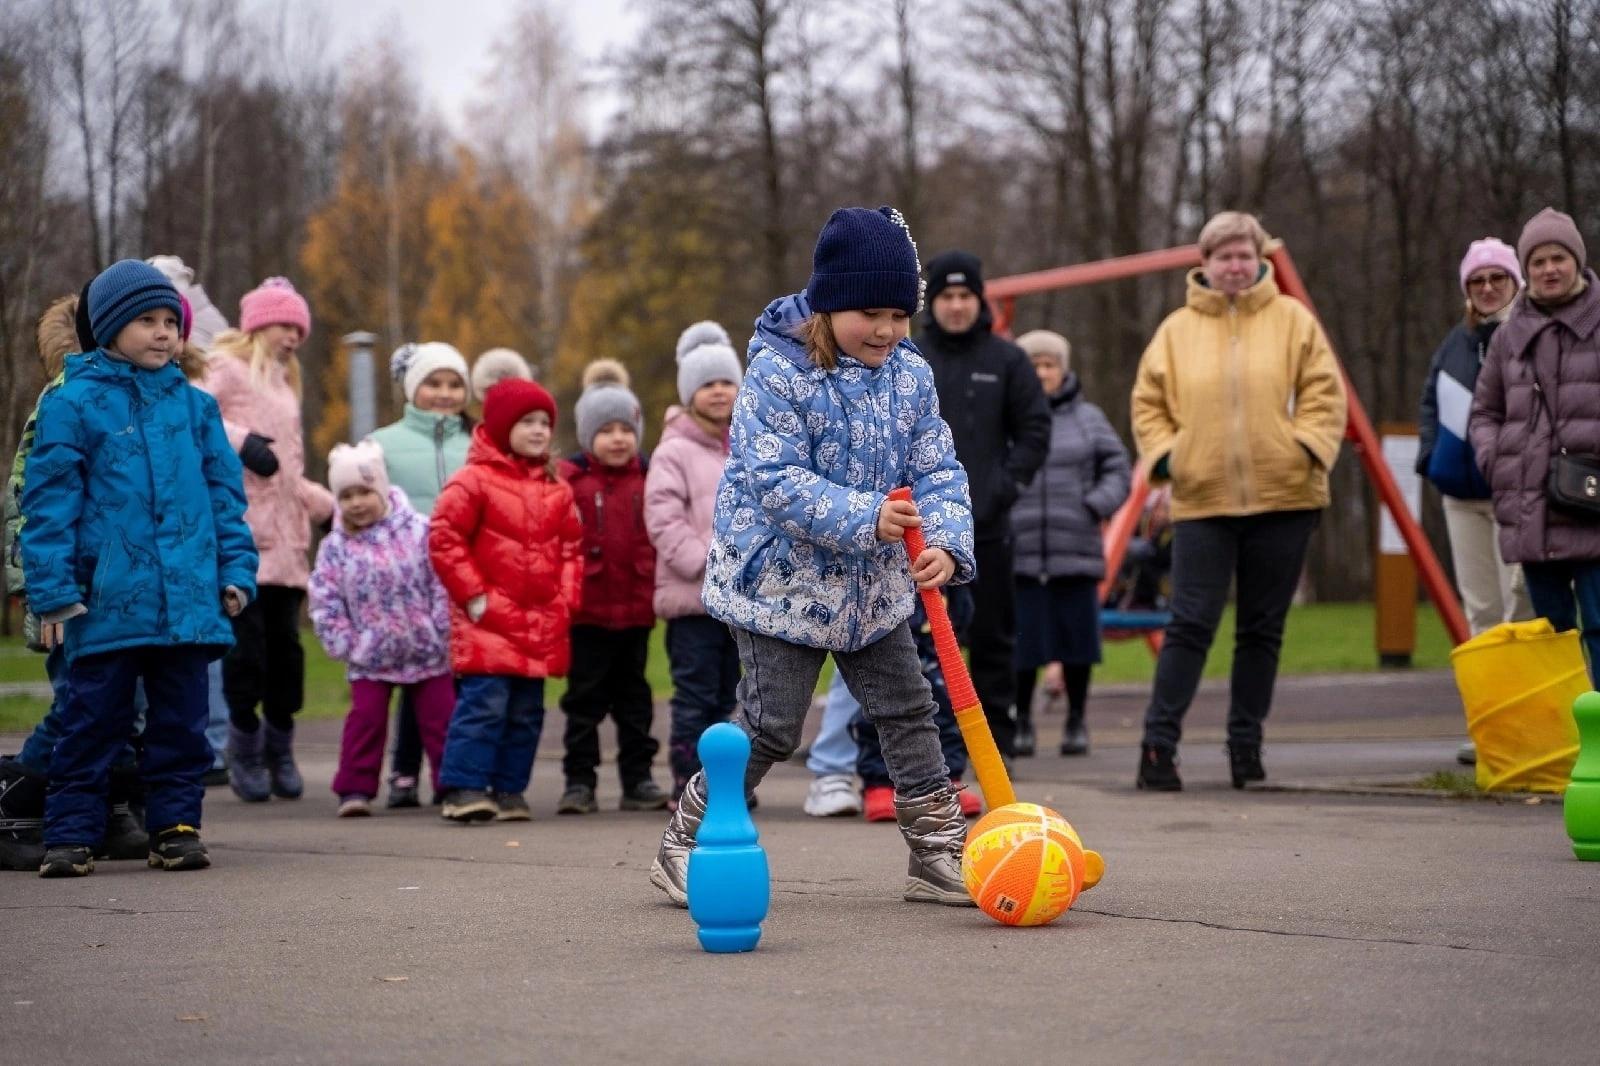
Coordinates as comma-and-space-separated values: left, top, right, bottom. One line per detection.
916, 250, 1052, 758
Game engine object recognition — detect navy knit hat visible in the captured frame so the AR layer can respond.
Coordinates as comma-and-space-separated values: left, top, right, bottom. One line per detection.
87, 259, 181, 348
806, 206, 923, 314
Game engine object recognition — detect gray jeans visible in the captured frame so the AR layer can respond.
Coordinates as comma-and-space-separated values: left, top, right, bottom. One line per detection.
733, 623, 949, 799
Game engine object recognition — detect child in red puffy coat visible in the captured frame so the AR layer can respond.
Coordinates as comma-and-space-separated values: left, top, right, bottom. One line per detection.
428, 379, 583, 824
555, 360, 665, 816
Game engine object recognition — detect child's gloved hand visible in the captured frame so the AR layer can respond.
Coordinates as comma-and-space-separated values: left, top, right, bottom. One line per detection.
223, 586, 247, 617
239, 433, 280, 477
909, 547, 955, 589
876, 496, 921, 542
466, 594, 488, 623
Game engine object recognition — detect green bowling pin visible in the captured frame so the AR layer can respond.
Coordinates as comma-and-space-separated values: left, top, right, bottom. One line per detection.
1565, 691, 1600, 860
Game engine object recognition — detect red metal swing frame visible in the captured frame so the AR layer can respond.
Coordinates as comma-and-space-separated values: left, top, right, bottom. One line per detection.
984, 243, 1470, 649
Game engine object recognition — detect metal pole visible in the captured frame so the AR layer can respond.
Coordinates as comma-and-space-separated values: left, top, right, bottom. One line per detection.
343, 331, 378, 441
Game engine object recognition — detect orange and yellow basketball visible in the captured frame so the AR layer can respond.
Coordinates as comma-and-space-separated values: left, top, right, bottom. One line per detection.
961, 802, 1104, 926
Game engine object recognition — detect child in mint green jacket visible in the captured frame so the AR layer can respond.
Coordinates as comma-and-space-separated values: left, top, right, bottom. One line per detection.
367, 342, 473, 807
370, 342, 473, 517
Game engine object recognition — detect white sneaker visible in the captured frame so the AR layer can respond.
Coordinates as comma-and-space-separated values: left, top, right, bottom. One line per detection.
804, 773, 862, 817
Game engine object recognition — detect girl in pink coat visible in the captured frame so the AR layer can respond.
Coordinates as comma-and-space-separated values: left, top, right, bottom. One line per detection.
199, 277, 335, 804
643, 321, 744, 805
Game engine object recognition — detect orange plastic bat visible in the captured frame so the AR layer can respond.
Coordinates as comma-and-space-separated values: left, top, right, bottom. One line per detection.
889, 486, 1016, 809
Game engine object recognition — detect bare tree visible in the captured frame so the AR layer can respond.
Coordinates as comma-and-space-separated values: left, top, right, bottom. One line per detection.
470, 0, 592, 364
51, 0, 150, 267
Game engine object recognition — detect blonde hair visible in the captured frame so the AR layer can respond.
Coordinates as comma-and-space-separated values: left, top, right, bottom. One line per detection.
209, 327, 303, 399
794, 313, 839, 371
1198, 211, 1270, 258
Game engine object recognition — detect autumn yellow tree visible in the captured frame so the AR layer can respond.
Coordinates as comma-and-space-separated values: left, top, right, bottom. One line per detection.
415, 147, 544, 363
298, 45, 446, 459
555, 155, 749, 452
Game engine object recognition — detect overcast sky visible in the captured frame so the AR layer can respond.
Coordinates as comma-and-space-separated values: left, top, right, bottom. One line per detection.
306, 0, 639, 131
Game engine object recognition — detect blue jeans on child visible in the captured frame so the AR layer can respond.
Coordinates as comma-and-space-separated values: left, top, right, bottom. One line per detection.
1523, 559, 1600, 686
46, 646, 211, 847
806, 670, 860, 776
438, 675, 545, 794
206, 659, 228, 768
18, 646, 147, 774
665, 615, 740, 785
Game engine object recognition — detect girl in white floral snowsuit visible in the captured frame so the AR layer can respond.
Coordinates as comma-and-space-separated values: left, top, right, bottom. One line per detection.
649, 206, 978, 908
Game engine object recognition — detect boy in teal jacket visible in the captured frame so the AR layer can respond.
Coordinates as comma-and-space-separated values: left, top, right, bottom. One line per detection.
21, 260, 257, 877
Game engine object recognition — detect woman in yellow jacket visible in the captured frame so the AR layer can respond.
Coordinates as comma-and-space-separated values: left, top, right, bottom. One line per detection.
1130, 211, 1347, 791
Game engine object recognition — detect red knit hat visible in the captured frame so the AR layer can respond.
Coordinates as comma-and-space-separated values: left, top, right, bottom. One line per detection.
482, 378, 557, 452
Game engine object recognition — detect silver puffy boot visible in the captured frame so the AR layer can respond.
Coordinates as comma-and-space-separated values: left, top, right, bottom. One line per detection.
648, 773, 707, 907
895, 787, 976, 906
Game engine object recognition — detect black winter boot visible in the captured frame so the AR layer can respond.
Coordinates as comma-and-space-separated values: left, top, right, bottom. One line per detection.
0, 758, 46, 872
1227, 743, 1265, 789
227, 725, 271, 802
261, 723, 303, 799
1060, 713, 1089, 756
1136, 744, 1182, 791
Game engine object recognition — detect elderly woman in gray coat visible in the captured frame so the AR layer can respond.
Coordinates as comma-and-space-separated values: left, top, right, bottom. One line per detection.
1470, 207, 1600, 684
1011, 330, 1131, 756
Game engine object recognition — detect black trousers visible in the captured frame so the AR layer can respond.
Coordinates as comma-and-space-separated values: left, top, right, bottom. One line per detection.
391, 689, 423, 779
223, 585, 305, 732
560, 625, 659, 791
1142, 510, 1319, 750
967, 536, 1018, 757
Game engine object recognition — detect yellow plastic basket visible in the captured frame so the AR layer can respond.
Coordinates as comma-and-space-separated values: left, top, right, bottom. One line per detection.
1450, 619, 1587, 793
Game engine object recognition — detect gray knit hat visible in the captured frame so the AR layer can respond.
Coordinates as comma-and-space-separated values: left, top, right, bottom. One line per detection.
674, 320, 743, 406
1518, 207, 1587, 273
575, 359, 644, 451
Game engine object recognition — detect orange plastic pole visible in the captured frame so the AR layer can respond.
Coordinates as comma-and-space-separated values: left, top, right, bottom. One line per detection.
1268, 248, 1469, 646
889, 487, 1017, 809
1098, 465, 1152, 604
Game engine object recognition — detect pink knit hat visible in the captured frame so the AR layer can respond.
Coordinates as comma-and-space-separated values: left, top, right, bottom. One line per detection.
1458, 238, 1523, 294
239, 277, 312, 338
327, 440, 390, 501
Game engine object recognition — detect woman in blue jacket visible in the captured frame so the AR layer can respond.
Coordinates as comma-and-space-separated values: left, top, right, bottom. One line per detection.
1417, 238, 1533, 637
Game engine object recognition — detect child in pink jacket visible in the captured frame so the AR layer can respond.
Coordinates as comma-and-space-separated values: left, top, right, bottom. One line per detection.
643, 321, 744, 805
309, 442, 454, 817
199, 278, 336, 804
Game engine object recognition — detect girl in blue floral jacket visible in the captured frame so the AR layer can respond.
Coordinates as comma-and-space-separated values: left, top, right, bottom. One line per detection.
650, 206, 978, 908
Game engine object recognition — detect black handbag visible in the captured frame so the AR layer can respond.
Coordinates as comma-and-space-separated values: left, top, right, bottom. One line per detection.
1531, 365, 1600, 518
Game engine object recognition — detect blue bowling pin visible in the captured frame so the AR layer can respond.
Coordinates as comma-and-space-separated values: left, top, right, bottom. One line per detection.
686, 722, 770, 953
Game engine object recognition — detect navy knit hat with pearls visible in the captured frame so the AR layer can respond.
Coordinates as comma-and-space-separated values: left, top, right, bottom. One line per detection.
806, 206, 924, 315
86, 259, 182, 348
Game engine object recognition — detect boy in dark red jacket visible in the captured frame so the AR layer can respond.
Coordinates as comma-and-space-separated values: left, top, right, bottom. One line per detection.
556, 360, 666, 814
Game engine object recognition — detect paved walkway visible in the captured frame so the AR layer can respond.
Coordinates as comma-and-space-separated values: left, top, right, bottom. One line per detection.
3, 668, 1594, 1064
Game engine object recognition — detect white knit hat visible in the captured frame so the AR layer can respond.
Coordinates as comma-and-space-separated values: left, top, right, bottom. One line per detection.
328, 439, 391, 501
472, 347, 534, 398
674, 321, 743, 406
403, 342, 471, 406
575, 359, 644, 451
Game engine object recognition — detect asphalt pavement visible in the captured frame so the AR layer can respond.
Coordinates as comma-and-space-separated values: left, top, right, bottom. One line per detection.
3, 669, 1594, 1065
